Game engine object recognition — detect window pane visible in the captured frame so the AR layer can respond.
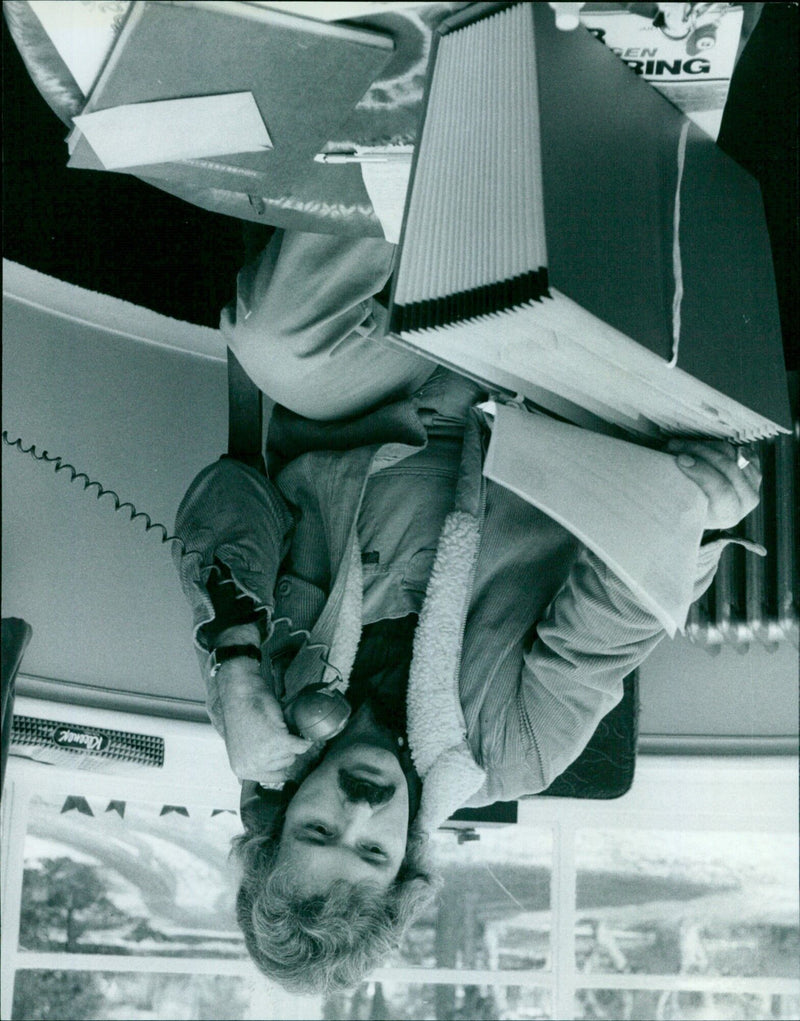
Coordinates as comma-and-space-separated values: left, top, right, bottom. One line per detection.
393, 828, 552, 971
324, 981, 552, 1020
11, 970, 251, 1021
19, 793, 246, 958
574, 989, 800, 1021
575, 830, 799, 979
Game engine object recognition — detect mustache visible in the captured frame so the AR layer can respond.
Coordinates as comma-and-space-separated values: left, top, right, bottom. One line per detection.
337, 768, 396, 807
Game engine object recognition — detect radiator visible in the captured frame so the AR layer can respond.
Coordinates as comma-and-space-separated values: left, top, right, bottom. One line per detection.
686, 421, 799, 651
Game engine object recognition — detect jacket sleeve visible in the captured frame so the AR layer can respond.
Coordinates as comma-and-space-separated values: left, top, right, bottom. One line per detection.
172, 457, 294, 728
174, 457, 295, 647
509, 535, 754, 794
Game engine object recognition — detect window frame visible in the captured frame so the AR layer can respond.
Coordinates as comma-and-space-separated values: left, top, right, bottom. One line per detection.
2, 696, 798, 1020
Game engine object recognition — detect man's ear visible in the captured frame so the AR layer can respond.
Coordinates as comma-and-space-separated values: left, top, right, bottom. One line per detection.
239, 779, 298, 835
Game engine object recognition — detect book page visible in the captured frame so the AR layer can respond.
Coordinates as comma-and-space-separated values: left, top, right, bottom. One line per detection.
482, 404, 708, 636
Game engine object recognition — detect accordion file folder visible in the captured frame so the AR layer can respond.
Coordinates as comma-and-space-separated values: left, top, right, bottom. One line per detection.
67, 0, 394, 197
387, 2, 790, 442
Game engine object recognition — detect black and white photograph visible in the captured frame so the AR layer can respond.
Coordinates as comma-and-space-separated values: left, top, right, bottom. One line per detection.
2, 3, 798, 1019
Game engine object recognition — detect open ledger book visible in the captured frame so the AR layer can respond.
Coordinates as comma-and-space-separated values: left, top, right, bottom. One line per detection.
482, 402, 709, 637
65, 1, 394, 193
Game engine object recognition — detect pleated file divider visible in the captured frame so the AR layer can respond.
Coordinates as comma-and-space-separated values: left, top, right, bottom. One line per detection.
387, 1, 791, 442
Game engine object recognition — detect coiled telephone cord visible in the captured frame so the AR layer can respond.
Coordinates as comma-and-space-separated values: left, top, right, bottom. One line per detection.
2, 429, 343, 681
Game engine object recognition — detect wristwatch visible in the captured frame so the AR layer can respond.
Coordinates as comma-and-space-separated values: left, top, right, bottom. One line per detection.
208, 644, 262, 678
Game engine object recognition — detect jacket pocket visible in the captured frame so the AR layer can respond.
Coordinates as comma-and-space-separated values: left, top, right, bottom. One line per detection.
401, 548, 437, 595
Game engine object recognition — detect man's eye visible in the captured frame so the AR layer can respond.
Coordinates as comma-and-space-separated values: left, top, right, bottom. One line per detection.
361, 844, 387, 860
304, 824, 333, 840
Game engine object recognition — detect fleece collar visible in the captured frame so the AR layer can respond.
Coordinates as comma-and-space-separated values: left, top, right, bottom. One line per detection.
406, 508, 487, 832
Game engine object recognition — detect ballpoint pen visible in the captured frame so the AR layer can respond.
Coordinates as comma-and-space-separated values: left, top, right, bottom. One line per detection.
314, 150, 413, 164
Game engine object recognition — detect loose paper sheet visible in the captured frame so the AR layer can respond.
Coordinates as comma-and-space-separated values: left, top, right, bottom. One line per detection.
482, 404, 708, 636
360, 158, 412, 245
71, 93, 272, 170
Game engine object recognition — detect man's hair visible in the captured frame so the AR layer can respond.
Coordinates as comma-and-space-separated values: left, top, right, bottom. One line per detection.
231, 800, 438, 994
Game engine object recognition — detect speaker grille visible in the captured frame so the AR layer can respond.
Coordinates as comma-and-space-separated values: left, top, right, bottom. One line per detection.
11, 715, 164, 768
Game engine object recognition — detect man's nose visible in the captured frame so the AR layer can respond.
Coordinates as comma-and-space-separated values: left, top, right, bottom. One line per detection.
339, 799, 375, 836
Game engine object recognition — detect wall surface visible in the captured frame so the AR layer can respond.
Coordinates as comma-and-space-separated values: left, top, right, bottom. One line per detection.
2, 264, 228, 708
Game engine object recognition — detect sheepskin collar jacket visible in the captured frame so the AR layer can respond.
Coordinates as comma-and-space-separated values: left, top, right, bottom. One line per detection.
177, 407, 492, 834
175, 400, 729, 836
271, 420, 491, 836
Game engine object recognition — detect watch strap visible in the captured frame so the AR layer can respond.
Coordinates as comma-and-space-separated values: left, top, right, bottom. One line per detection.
209, 643, 262, 677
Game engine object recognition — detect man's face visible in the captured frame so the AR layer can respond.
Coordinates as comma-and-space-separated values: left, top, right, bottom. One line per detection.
276, 741, 409, 892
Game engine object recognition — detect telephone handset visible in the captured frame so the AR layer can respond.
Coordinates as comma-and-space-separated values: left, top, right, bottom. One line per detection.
284, 682, 351, 742
3, 430, 352, 743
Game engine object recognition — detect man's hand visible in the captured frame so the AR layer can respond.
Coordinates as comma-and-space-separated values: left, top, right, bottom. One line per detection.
667, 440, 762, 531
217, 657, 312, 785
